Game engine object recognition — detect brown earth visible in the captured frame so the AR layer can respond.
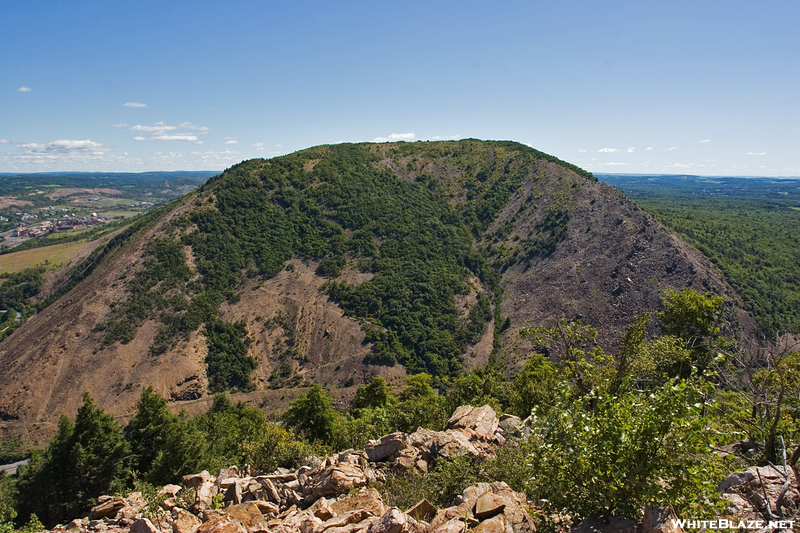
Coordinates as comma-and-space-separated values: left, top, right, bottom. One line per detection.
47, 187, 121, 200
0, 142, 753, 444
0, 196, 34, 209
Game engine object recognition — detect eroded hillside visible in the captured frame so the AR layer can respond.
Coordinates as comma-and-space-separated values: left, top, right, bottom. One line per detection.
0, 140, 748, 443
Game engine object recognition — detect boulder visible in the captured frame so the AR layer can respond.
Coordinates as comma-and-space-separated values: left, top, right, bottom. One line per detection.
173, 510, 202, 533
303, 464, 369, 504
255, 477, 280, 503
498, 415, 523, 438
90, 496, 127, 520
720, 465, 800, 516
330, 489, 386, 518
432, 520, 466, 533
183, 472, 215, 490
406, 500, 437, 524
447, 406, 499, 441
473, 515, 508, 533
222, 502, 269, 533
196, 517, 248, 533
130, 519, 160, 533
365, 433, 409, 463
367, 508, 424, 533
474, 493, 506, 520
642, 506, 683, 533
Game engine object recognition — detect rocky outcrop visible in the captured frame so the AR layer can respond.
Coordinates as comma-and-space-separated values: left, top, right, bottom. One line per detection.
37, 404, 800, 533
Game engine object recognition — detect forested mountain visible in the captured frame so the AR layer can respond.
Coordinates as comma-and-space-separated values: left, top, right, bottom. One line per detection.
0, 140, 748, 444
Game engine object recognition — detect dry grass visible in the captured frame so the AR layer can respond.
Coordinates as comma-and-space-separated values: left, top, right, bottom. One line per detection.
0, 241, 86, 274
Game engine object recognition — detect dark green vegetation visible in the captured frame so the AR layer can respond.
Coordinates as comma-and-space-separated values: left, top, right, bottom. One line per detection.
99, 141, 595, 385
4, 289, 797, 527
0, 267, 45, 340
601, 174, 800, 337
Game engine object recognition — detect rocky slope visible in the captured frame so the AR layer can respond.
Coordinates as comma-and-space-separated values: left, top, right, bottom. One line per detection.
40, 405, 800, 533
0, 140, 750, 443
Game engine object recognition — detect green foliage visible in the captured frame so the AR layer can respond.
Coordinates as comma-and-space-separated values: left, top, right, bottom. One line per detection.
522, 378, 726, 518
508, 354, 564, 417
521, 319, 611, 394
0, 437, 25, 465
0, 267, 45, 341
16, 393, 129, 528
379, 455, 481, 509
445, 364, 507, 414
352, 376, 395, 410
658, 288, 728, 376
205, 320, 256, 393
283, 384, 340, 444
391, 373, 449, 432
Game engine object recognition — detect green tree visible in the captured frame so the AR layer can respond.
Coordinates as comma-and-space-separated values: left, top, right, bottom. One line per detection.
392, 373, 449, 432
126, 386, 175, 475
352, 376, 395, 410
508, 354, 563, 418
283, 384, 340, 443
658, 288, 728, 377
16, 393, 129, 528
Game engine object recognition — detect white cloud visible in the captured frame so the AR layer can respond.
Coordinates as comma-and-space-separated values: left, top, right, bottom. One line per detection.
626, 147, 635, 153
252, 143, 265, 149
224, 139, 238, 145
123, 102, 148, 108
179, 122, 210, 134
18, 139, 111, 154
598, 148, 617, 153
150, 134, 198, 141
746, 151, 766, 155
372, 132, 416, 142
113, 123, 128, 128
133, 136, 146, 141
603, 162, 627, 166
131, 121, 176, 132
18, 86, 31, 92
577, 149, 586, 153
699, 139, 711, 143
645, 147, 652, 151
667, 146, 678, 151
0, 139, 10, 144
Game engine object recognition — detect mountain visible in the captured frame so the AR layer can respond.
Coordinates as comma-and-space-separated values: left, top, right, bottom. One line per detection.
0, 140, 748, 444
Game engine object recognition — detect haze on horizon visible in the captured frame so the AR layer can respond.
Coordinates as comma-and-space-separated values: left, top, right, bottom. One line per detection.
1, 0, 797, 177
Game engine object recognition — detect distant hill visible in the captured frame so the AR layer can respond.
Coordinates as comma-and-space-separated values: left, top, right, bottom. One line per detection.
0, 141, 749, 444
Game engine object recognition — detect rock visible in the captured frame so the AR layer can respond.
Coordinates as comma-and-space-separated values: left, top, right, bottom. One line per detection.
90, 497, 127, 520
430, 430, 482, 459
367, 508, 423, 533
161, 485, 183, 497
223, 502, 269, 533
330, 489, 386, 518
474, 515, 508, 533
183, 472, 215, 490
406, 500, 437, 523
173, 510, 202, 533
498, 415, 522, 437
447, 405, 499, 441
642, 506, 683, 533
474, 493, 506, 520
365, 433, 409, 463
196, 517, 248, 533
130, 519, 160, 533
720, 465, 800, 516
303, 464, 368, 504
252, 500, 279, 517
309, 499, 335, 521
432, 520, 466, 533
255, 478, 280, 503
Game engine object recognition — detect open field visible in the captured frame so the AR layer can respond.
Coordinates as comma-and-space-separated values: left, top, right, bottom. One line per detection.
0, 241, 86, 274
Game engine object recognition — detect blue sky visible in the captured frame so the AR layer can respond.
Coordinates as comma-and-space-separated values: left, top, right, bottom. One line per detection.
1, 0, 797, 176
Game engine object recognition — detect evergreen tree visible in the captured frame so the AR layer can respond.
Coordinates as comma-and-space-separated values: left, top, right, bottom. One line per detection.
126, 386, 175, 475
283, 384, 340, 443
16, 393, 129, 528
352, 376, 395, 410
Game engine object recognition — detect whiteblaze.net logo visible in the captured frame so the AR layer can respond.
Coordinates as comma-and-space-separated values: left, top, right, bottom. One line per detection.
673, 519, 796, 530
